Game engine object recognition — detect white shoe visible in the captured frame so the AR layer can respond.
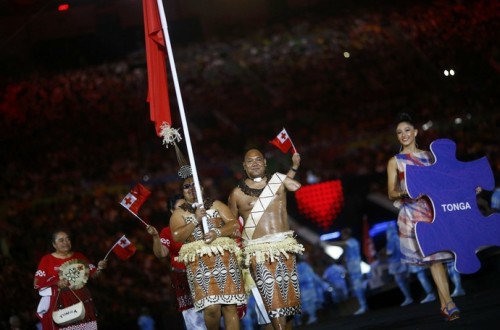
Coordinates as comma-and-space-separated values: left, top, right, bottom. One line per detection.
420, 293, 436, 304
354, 307, 367, 315
451, 289, 466, 297
400, 298, 414, 307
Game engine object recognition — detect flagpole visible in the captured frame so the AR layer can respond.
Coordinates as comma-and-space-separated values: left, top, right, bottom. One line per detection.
290, 139, 298, 154
121, 204, 150, 227
156, 0, 208, 233
104, 235, 125, 260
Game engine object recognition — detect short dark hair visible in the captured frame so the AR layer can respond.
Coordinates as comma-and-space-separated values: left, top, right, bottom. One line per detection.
168, 194, 183, 213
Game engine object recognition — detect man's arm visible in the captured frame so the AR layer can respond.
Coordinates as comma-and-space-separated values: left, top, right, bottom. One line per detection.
284, 174, 301, 192
286, 153, 301, 178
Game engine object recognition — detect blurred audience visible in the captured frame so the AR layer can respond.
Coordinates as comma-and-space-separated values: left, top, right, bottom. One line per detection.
1, 0, 498, 327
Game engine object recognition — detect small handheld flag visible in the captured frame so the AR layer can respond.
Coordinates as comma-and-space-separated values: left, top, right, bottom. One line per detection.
269, 128, 297, 154
105, 235, 137, 260
120, 183, 151, 226
120, 183, 151, 214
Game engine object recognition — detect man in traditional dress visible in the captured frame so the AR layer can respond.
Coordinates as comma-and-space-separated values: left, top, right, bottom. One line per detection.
228, 148, 303, 329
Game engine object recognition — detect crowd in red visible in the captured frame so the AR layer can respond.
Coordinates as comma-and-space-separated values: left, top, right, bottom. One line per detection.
1, 0, 498, 328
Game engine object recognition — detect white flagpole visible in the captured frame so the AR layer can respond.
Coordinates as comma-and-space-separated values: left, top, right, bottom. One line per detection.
156, 0, 208, 233
104, 235, 125, 260
120, 203, 150, 227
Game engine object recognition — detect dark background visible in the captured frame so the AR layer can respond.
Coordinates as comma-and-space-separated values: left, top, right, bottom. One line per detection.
1, 0, 499, 328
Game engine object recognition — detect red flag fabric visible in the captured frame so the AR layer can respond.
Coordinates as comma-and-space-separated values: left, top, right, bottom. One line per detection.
269, 128, 296, 154
120, 183, 151, 215
143, 0, 171, 136
362, 216, 376, 263
112, 236, 137, 260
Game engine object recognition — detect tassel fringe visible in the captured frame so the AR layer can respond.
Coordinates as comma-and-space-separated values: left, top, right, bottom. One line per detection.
177, 237, 241, 264
159, 123, 182, 148
243, 237, 304, 266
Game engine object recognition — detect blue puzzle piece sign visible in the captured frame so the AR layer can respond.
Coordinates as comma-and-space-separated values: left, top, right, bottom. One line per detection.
406, 138, 500, 274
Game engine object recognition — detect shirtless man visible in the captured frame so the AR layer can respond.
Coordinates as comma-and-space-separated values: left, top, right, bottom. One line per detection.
229, 149, 302, 329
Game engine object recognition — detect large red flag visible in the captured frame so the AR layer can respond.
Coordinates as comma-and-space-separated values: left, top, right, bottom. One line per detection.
143, 0, 171, 135
269, 128, 296, 154
112, 236, 137, 260
120, 183, 151, 215
362, 216, 376, 263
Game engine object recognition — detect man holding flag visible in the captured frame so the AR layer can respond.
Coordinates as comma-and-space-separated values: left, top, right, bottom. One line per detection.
228, 146, 302, 329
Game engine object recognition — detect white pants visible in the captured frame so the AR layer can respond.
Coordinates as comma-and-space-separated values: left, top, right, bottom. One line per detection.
182, 308, 206, 330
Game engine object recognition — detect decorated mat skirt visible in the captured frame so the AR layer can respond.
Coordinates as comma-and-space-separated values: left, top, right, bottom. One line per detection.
179, 238, 246, 311
246, 239, 303, 319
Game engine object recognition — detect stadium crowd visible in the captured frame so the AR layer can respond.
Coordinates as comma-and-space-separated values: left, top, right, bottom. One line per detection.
1, 0, 498, 328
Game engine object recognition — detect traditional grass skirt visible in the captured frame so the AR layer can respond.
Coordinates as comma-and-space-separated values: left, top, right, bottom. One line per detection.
244, 232, 304, 319
178, 237, 246, 311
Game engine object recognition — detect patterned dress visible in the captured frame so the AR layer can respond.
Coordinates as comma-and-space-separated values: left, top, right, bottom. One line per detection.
395, 151, 453, 264
178, 207, 246, 312
34, 252, 99, 330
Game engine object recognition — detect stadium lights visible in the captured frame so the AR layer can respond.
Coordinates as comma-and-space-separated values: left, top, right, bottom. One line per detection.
422, 120, 433, 131
444, 68, 455, 77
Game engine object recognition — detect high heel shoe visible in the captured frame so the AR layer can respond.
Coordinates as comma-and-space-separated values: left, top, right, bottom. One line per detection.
441, 301, 460, 321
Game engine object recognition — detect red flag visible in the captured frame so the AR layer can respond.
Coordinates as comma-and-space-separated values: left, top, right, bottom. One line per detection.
120, 183, 151, 215
143, 0, 171, 136
112, 236, 137, 260
269, 128, 296, 154
362, 216, 376, 263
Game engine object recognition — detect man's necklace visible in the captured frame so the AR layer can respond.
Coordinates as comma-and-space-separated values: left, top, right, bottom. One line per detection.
238, 177, 267, 197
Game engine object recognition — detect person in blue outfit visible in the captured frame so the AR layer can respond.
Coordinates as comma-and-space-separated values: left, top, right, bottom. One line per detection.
295, 254, 327, 325
240, 292, 257, 330
329, 228, 368, 315
408, 265, 437, 304
447, 262, 466, 297
138, 306, 155, 330
490, 186, 500, 212
386, 222, 438, 305
386, 222, 414, 307
323, 261, 349, 304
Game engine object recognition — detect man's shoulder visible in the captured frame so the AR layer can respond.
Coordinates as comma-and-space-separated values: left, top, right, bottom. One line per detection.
230, 184, 243, 193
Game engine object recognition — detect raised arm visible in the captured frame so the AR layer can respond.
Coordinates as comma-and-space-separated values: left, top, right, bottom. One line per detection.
147, 225, 169, 258
286, 153, 301, 178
